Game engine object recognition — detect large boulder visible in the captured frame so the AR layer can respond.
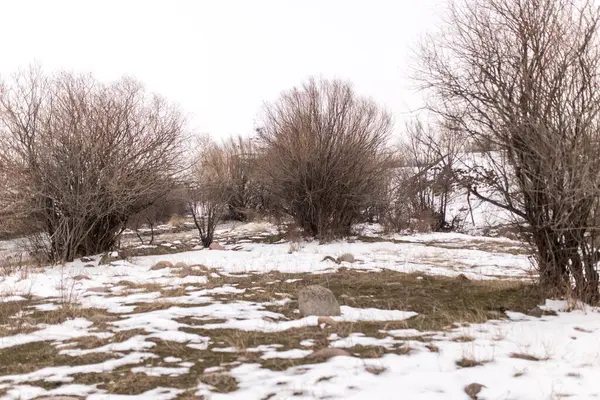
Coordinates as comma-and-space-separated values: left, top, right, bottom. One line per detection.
298, 285, 341, 316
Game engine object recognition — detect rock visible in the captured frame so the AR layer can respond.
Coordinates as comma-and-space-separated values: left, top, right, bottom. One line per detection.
338, 253, 355, 263
84, 264, 95, 268
81, 256, 94, 262
195, 264, 210, 272
174, 262, 188, 269
72, 274, 90, 281
527, 306, 546, 317
298, 285, 340, 316
317, 316, 337, 326
209, 242, 225, 250
177, 266, 194, 276
307, 348, 351, 360
151, 261, 174, 270
464, 383, 486, 399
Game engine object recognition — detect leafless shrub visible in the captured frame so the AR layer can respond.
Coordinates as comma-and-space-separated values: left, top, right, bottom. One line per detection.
128, 188, 188, 244
0, 66, 186, 262
256, 78, 393, 239
418, 0, 600, 301
385, 120, 463, 232
215, 135, 263, 221
186, 136, 232, 247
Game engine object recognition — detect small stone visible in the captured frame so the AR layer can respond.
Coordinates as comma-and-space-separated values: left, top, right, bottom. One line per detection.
72, 274, 90, 281
307, 348, 351, 360
151, 261, 174, 270
209, 242, 225, 250
195, 264, 211, 272
317, 316, 337, 326
338, 253, 355, 263
365, 365, 386, 375
84, 264, 95, 268
177, 266, 194, 276
174, 262, 188, 269
464, 383, 486, 399
298, 285, 340, 316
527, 307, 544, 318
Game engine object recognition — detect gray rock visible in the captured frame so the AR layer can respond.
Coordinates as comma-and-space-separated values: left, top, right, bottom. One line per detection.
298, 285, 340, 316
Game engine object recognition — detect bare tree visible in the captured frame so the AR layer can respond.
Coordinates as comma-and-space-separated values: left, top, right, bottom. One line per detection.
417, 0, 600, 301
256, 78, 393, 239
0, 67, 186, 262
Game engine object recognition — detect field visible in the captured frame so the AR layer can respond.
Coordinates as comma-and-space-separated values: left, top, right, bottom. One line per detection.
0, 223, 599, 400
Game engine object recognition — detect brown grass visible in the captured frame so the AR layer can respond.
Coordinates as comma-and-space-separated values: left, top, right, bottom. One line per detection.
0, 299, 35, 336
456, 357, 487, 368
0, 267, 545, 396
452, 335, 476, 342
510, 352, 543, 361
197, 269, 544, 332
0, 341, 115, 376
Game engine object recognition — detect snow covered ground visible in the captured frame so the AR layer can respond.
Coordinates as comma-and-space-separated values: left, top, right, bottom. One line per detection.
0, 223, 598, 399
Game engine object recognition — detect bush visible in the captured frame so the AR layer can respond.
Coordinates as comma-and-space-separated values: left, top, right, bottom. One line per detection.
128, 188, 188, 244
384, 121, 461, 232
0, 67, 186, 262
186, 137, 231, 247
256, 78, 392, 239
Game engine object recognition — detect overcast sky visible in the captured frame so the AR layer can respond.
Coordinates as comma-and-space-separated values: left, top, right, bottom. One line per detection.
0, 0, 442, 139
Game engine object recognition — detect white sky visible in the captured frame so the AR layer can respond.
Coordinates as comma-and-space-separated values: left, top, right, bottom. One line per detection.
0, 0, 442, 140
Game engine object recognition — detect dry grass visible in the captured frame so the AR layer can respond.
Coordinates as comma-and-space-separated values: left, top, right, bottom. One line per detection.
115, 280, 163, 293
0, 299, 35, 336
0, 266, 546, 396
65, 329, 147, 351
0, 341, 115, 376
510, 352, 544, 361
27, 305, 114, 327
452, 335, 476, 342
355, 236, 530, 255
0, 254, 40, 277
456, 357, 488, 368
198, 269, 544, 332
